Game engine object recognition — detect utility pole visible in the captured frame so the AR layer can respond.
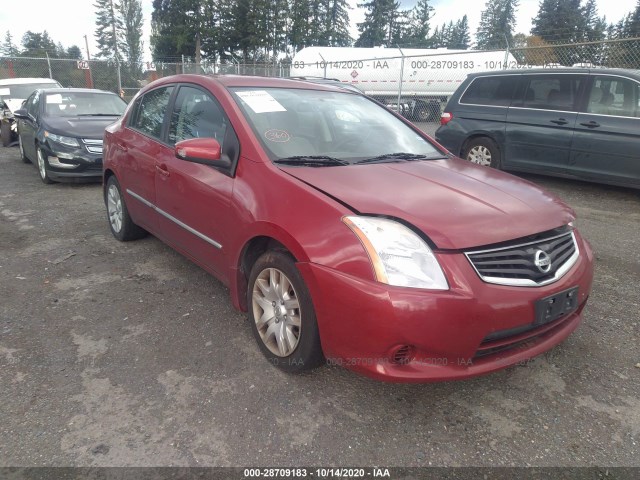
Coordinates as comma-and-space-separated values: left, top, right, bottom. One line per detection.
83, 34, 94, 88
110, 0, 122, 95
195, 32, 201, 74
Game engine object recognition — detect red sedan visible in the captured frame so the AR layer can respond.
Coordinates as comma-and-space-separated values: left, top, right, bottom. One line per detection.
103, 75, 594, 382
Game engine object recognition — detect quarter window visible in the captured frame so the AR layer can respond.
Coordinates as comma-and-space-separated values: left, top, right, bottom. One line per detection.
132, 86, 174, 139
586, 76, 640, 117
460, 76, 518, 106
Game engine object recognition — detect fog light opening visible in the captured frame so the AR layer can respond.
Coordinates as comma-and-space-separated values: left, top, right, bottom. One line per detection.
390, 345, 415, 365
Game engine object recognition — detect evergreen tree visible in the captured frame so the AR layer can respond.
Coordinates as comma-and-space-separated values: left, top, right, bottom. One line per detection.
624, 0, 640, 37
66, 45, 83, 59
355, 0, 402, 48
94, 0, 124, 60
449, 16, 470, 49
406, 0, 433, 47
118, 0, 144, 65
325, 0, 352, 46
289, 0, 313, 52
151, 0, 202, 59
476, 0, 519, 49
21, 31, 58, 57
1, 31, 17, 56
531, 0, 584, 44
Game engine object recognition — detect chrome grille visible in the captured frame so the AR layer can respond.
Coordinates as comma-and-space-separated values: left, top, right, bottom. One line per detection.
465, 231, 579, 287
82, 138, 103, 154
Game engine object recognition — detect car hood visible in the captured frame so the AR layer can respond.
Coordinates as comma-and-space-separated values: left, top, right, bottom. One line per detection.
4, 98, 25, 113
281, 158, 575, 250
43, 115, 120, 139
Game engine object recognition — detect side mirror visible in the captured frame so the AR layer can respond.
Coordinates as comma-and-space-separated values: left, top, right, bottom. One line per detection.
175, 137, 230, 168
13, 108, 29, 119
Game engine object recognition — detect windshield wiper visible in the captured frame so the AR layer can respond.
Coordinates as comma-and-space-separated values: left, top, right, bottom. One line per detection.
355, 152, 448, 164
274, 156, 349, 167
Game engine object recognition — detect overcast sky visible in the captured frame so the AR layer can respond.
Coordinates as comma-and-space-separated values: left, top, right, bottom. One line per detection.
0, 0, 636, 60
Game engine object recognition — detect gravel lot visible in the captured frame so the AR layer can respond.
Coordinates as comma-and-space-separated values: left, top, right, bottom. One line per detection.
0, 135, 639, 468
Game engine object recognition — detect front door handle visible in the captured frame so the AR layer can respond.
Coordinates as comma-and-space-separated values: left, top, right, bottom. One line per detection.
155, 164, 170, 177
580, 121, 600, 128
550, 118, 569, 125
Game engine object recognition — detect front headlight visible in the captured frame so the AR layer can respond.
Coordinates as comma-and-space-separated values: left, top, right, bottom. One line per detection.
343, 216, 449, 290
45, 131, 79, 147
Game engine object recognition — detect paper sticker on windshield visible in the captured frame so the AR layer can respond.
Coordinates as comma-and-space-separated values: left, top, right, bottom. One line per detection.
46, 94, 63, 104
265, 129, 290, 143
236, 90, 286, 113
0, 88, 10, 96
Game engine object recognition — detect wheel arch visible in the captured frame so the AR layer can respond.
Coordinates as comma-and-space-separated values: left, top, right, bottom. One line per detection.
232, 230, 308, 312
460, 132, 502, 157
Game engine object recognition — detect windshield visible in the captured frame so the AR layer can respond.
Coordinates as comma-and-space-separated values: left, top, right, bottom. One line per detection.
0, 82, 59, 100
230, 87, 442, 165
43, 92, 127, 117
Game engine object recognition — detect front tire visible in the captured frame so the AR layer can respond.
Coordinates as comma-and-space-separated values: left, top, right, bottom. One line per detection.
462, 137, 501, 169
247, 250, 324, 373
105, 175, 147, 241
36, 147, 55, 184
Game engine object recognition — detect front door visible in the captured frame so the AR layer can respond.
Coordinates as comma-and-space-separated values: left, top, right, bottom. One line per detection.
19, 91, 40, 160
570, 75, 640, 187
155, 84, 237, 279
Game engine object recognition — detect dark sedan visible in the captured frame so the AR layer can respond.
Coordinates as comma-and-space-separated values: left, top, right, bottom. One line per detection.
13, 88, 127, 184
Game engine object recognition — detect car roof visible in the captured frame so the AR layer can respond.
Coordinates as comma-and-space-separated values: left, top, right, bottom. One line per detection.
0, 77, 60, 86
467, 67, 640, 80
39, 88, 117, 95
148, 74, 357, 93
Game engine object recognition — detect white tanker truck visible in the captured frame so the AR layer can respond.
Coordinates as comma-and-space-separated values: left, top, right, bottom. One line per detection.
290, 46, 519, 121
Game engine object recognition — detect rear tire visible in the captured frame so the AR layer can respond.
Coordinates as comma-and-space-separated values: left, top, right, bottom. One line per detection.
105, 175, 147, 241
413, 101, 440, 122
462, 137, 501, 169
247, 250, 324, 373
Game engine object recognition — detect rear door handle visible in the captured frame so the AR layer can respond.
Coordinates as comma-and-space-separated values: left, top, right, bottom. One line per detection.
580, 121, 600, 128
155, 164, 170, 177
550, 118, 569, 125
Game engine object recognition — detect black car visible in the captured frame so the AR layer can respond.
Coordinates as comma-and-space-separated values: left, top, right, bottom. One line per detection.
13, 88, 127, 184
435, 68, 640, 190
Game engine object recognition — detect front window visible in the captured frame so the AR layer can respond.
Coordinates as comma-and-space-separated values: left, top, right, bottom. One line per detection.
231, 88, 443, 164
43, 92, 127, 118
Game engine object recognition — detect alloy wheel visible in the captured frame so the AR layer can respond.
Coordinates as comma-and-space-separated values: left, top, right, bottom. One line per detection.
107, 184, 123, 233
252, 268, 302, 357
37, 149, 47, 179
467, 145, 492, 166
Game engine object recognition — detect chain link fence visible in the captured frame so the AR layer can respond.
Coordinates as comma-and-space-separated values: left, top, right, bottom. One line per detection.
1, 37, 638, 115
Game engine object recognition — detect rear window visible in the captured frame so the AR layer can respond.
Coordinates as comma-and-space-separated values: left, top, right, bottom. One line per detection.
460, 76, 517, 106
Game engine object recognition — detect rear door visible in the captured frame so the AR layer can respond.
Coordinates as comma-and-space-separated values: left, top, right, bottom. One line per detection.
505, 74, 585, 174
570, 74, 640, 187
118, 85, 175, 234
